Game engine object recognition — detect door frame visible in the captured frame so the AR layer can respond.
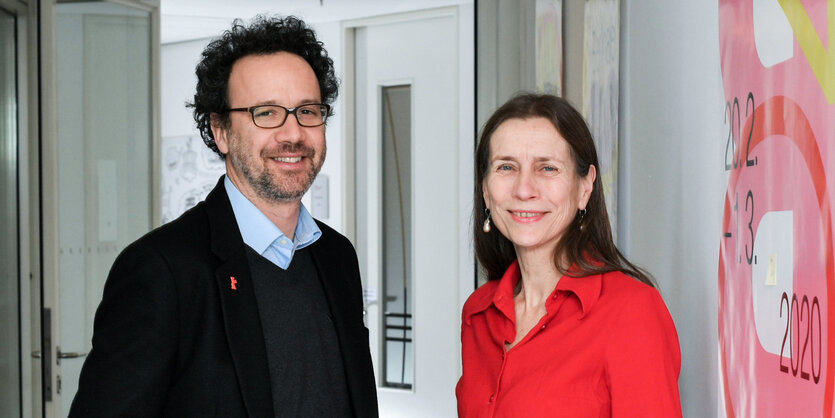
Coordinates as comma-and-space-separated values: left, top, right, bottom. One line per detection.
0, 0, 42, 416
340, 2, 476, 408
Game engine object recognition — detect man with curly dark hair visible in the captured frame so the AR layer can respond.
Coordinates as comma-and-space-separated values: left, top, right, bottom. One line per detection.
70, 15, 378, 417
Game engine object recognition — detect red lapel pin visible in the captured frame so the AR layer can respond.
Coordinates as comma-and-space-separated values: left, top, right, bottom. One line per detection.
230, 276, 238, 290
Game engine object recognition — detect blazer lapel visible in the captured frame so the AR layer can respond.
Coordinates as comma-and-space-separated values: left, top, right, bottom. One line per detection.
205, 178, 273, 417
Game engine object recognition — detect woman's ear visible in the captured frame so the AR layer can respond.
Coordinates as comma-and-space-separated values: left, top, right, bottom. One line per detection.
482, 180, 491, 211
579, 164, 596, 209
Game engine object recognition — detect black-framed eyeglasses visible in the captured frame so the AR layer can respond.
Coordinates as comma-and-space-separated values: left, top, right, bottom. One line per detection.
227, 103, 331, 128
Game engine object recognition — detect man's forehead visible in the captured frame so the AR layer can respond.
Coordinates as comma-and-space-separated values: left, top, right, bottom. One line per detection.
230, 51, 311, 72
226, 52, 321, 104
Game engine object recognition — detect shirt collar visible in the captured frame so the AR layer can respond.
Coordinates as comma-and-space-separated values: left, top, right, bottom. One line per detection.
223, 175, 321, 254
553, 271, 602, 318
293, 204, 321, 249
466, 259, 603, 321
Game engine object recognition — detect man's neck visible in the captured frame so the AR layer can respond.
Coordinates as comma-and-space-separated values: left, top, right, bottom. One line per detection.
228, 176, 302, 241
255, 199, 301, 241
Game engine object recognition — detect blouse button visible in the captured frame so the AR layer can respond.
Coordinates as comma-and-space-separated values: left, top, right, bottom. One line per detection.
541, 325, 546, 329
489, 394, 494, 403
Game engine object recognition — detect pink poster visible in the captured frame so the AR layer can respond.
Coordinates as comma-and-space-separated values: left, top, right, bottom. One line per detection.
718, 0, 835, 416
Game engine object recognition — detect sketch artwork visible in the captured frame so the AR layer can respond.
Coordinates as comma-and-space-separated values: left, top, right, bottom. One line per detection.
161, 135, 225, 224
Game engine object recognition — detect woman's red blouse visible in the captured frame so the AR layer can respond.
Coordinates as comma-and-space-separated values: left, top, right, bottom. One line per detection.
456, 261, 682, 417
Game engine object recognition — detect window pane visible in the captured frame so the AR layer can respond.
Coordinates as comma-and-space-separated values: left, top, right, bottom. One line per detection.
381, 85, 412, 389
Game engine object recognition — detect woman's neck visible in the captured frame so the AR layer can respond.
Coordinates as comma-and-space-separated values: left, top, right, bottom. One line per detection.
514, 246, 563, 310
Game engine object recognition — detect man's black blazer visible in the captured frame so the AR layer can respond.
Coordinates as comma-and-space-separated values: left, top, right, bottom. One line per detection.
69, 177, 378, 417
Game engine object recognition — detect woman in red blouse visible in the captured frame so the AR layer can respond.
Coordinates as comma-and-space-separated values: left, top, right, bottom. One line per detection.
457, 94, 681, 417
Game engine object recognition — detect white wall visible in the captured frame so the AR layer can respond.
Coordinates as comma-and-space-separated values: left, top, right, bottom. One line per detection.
160, 39, 202, 137
620, 2, 724, 416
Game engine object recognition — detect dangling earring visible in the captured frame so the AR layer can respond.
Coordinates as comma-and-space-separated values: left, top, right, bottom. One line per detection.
578, 208, 587, 230
483, 208, 492, 233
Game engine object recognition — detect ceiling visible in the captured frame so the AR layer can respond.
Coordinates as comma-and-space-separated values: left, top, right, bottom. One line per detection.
160, 0, 469, 44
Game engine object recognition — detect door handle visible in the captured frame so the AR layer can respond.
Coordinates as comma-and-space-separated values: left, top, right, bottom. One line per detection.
57, 347, 88, 364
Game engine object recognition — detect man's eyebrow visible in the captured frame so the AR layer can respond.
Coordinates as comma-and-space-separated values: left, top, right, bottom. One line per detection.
250, 98, 323, 107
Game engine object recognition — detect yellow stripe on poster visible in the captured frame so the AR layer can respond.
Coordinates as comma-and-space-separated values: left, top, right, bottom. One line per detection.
778, 0, 835, 103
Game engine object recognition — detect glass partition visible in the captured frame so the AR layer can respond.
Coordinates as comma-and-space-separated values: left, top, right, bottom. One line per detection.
54, 2, 152, 414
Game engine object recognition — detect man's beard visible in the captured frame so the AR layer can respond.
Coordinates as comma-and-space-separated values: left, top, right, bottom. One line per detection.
229, 140, 325, 203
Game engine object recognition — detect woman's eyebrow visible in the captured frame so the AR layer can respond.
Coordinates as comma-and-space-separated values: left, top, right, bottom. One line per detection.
491, 155, 517, 162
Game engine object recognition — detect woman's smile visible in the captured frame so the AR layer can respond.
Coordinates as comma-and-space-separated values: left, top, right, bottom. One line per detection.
508, 210, 547, 223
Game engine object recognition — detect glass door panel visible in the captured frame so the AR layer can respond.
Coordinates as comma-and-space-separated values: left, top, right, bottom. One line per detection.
380, 85, 413, 388
54, 2, 152, 414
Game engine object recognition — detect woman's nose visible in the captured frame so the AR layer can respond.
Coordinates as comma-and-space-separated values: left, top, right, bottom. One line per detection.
512, 170, 538, 200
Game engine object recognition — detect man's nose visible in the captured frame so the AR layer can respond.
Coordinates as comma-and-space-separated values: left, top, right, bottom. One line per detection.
275, 113, 304, 142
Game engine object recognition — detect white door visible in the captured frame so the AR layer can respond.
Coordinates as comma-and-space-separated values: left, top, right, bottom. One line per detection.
350, 7, 474, 417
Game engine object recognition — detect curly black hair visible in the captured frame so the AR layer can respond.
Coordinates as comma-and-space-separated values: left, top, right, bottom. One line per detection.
189, 15, 338, 157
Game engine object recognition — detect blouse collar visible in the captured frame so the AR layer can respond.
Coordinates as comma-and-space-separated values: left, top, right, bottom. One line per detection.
465, 259, 603, 323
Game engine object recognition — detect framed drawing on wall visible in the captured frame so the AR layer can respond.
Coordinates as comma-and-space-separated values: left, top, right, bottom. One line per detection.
583, 0, 620, 237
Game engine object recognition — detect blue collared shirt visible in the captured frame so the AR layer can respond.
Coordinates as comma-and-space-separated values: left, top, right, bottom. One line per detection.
224, 176, 322, 269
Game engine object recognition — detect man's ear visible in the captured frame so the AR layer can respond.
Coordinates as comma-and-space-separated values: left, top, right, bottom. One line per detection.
210, 113, 230, 154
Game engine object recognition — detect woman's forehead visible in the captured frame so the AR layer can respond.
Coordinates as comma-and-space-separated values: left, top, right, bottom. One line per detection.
490, 118, 571, 159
